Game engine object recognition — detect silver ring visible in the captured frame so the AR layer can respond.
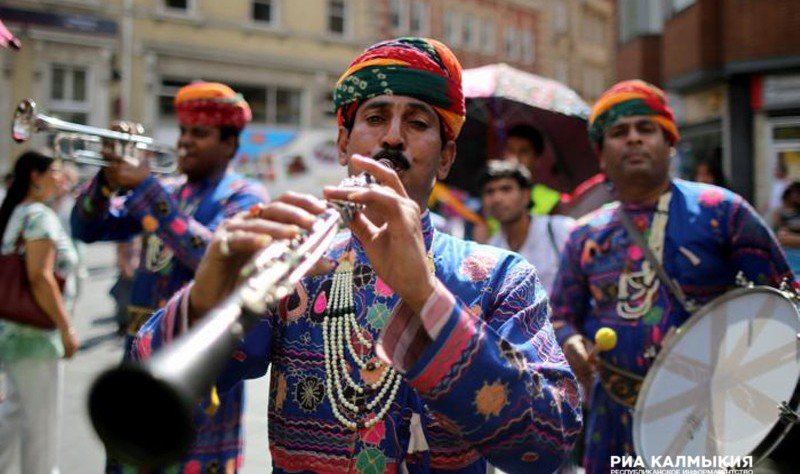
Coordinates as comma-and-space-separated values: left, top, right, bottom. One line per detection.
219, 231, 231, 257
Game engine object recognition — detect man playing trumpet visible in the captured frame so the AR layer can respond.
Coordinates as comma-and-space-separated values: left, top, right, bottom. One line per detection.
133, 38, 581, 473
71, 82, 268, 473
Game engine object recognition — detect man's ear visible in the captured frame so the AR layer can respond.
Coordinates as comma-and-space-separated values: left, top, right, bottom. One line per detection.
437, 140, 457, 180
221, 134, 237, 159
336, 126, 350, 166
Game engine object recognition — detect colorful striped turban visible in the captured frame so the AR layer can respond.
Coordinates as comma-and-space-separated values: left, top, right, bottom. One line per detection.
333, 37, 466, 142
588, 80, 680, 146
174, 82, 252, 130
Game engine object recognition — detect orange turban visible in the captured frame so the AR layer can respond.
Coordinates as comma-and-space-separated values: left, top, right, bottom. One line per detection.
174, 82, 252, 130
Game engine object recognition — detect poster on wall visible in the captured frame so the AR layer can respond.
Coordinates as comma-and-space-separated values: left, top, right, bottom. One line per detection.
233, 127, 346, 196
155, 126, 346, 196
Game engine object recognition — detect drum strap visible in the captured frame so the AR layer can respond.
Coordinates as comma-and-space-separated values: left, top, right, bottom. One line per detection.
617, 205, 697, 314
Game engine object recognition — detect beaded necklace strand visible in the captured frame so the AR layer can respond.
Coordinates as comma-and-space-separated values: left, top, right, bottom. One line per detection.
323, 246, 433, 430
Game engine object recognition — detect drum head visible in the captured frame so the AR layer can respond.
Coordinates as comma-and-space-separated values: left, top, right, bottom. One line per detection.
634, 287, 800, 464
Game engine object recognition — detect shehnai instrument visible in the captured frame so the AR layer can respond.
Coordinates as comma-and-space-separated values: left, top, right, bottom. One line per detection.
87, 172, 375, 468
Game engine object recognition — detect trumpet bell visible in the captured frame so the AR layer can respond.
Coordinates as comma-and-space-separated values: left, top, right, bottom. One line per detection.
12, 98, 37, 143
10, 98, 179, 175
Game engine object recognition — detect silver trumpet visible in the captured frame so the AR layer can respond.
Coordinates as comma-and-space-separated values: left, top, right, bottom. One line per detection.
87, 172, 374, 468
12, 98, 179, 174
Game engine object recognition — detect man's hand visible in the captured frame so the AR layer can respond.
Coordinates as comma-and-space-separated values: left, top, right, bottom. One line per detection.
188, 193, 333, 322
101, 121, 151, 191
561, 334, 596, 397
322, 154, 436, 314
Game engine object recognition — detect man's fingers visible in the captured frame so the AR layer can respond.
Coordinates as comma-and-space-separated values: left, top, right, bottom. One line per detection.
348, 154, 408, 198
273, 191, 328, 215
254, 201, 319, 230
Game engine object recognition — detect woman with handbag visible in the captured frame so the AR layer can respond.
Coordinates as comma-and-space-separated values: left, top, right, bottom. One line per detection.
0, 150, 79, 473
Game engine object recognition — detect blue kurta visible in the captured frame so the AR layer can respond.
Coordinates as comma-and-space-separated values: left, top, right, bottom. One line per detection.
550, 179, 793, 474
72, 171, 268, 473
136, 212, 583, 473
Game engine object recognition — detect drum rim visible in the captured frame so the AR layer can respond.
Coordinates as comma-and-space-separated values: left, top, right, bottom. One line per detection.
632, 285, 800, 467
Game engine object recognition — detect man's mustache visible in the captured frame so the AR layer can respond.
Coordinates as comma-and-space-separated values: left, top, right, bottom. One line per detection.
372, 149, 411, 171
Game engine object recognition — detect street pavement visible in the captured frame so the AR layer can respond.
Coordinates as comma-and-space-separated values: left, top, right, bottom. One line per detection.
60, 242, 270, 473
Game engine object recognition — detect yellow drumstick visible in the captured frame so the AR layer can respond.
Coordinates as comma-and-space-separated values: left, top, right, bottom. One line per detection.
594, 327, 618, 352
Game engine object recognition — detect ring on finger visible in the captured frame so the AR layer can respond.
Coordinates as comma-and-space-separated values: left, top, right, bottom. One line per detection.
219, 231, 231, 257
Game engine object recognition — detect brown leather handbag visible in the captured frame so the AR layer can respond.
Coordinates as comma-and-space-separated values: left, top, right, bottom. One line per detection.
0, 216, 65, 330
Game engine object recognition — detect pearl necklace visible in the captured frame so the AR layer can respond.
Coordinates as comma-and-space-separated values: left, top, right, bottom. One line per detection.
322, 249, 432, 430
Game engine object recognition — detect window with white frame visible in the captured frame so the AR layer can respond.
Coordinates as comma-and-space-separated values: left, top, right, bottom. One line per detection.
618, 0, 665, 43
158, 78, 303, 125
443, 10, 462, 47
390, 0, 408, 31
252, 0, 276, 24
462, 15, 479, 51
49, 64, 90, 125
328, 0, 348, 35
504, 26, 521, 61
480, 20, 496, 55
409, 0, 429, 36
521, 30, 534, 64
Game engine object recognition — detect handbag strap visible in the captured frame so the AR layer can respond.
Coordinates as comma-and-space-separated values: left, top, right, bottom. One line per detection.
616, 202, 697, 314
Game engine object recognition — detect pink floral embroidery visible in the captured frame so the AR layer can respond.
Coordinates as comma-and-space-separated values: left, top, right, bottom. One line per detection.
314, 291, 327, 314
628, 245, 643, 261
375, 277, 393, 297
360, 417, 385, 445
699, 188, 724, 207
460, 252, 498, 281
170, 218, 188, 235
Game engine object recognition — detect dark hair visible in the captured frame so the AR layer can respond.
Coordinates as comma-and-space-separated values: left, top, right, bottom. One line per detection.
506, 124, 545, 156
219, 126, 243, 157
782, 181, 800, 202
478, 160, 534, 191
694, 148, 726, 187
0, 151, 55, 240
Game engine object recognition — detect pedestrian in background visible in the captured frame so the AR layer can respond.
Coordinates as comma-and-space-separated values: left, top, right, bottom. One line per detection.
0, 150, 79, 473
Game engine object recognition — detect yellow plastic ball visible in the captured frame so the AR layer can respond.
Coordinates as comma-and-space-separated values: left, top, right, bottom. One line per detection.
594, 327, 618, 352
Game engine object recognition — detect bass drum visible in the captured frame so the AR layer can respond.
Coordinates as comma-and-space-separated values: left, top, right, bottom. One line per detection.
633, 286, 800, 469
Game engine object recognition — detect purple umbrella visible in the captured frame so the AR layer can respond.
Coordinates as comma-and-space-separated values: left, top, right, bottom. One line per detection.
448, 63, 599, 196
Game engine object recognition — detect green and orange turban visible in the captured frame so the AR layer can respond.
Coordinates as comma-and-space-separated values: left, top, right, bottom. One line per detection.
333, 37, 466, 142
588, 80, 680, 145
174, 82, 252, 130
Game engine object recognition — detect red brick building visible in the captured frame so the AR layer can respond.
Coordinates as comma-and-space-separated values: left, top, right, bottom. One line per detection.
615, 0, 800, 209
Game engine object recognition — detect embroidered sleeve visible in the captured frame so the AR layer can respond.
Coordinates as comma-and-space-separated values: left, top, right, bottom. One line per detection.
71, 172, 143, 242
727, 194, 794, 285
550, 230, 589, 345
380, 262, 582, 473
124, 176, 266, 270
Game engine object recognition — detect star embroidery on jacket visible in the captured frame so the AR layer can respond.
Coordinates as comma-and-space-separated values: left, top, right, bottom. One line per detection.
294, 376, 325, 413
473, 379, 509, 420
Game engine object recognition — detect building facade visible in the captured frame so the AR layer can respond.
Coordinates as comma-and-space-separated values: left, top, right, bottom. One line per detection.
1, 0, 377, 172
2, 0, 616, 176
615, 0, 800, 211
